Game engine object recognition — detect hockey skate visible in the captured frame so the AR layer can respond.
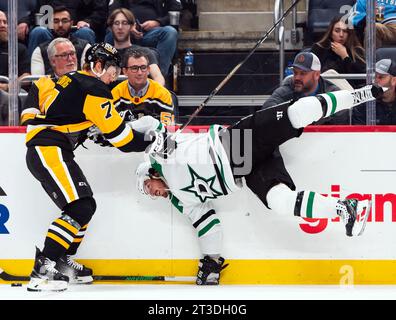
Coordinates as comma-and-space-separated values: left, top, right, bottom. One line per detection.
196, 256, 229, 285
27, 247, 69, 292
56, 255, 93, 284
337, 199, 371, 237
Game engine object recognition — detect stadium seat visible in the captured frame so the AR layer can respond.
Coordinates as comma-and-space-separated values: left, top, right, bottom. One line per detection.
376, 47, 396, 62
306, 0, 355, 44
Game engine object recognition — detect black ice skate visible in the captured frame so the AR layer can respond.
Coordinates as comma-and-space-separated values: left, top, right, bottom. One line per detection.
56, 255, 93, 284
27, 247, 69, 292
337, 198, 371, 237
196, 256, 229, 285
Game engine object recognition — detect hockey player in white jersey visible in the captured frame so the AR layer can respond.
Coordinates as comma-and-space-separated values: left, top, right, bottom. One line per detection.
135, 85, 383, 285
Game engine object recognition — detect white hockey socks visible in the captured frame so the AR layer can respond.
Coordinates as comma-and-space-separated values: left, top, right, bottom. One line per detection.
266, 183, 339, 218
287, 86, 380, 129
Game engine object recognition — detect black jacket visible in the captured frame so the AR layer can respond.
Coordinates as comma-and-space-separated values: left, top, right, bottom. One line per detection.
352, 98, 396, 125
109, 0, 182, 26
311, 43, 366, 88
262, 76, 345, 125
262, 76, 339, 109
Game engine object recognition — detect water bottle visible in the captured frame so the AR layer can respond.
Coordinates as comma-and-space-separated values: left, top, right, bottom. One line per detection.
284, 60, 293, 78
184, 49, 194, 76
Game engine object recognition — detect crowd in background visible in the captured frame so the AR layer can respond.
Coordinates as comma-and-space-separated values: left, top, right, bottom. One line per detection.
0, 0, 395, 126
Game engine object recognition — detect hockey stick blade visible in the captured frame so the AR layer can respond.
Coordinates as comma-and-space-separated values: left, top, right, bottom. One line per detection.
0, 268, 195, 283
93, 275, 196, 282
0, 268, 29, 281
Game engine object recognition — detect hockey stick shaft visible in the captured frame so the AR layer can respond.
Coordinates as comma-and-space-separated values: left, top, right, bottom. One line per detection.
174, 0, 302, 137
0, 268, 195, 283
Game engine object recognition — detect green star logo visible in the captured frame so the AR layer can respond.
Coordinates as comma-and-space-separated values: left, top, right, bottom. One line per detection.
181, 165, 222, 202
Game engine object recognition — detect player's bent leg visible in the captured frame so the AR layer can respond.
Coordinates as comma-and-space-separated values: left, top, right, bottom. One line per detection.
288, 86, 384, 129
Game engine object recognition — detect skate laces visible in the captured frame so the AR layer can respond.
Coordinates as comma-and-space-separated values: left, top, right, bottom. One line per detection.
66, 256, 84, 271
44, 259, 61, 274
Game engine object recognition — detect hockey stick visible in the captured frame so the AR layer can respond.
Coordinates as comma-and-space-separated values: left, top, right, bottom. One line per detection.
0, 267, 196, 283
173, 0, 302, 137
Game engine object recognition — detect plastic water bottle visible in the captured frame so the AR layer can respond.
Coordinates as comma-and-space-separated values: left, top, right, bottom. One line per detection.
184, 49, 194, 76
284, 60, 293, 77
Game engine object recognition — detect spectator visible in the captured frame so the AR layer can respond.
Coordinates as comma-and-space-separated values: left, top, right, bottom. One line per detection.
0, 0, 37, 43
111, 48, 175, 125
262, 52, 349, 125
348, 0, 396, 47
27, 0, 108, 57
21, 37, 79, 126
311, 15, 366, 88
108, 8, 165, 85
108, 0, 182, 76
353, 58, 396, 125
31, 6, 90, 76
0, 11, 31, 126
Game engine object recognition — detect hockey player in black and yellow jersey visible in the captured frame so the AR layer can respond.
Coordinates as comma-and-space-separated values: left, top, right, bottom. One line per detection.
111, 48, 175, 126
23, 43, 152, 292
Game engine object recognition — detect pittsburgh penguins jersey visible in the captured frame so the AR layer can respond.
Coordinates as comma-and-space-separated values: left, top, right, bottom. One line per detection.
149, 125, 241, 217
111, 79, 174, 125
22, 71, 148, 152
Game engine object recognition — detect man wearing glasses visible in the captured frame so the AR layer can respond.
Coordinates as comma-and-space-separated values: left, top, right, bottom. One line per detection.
30, 6, 91, 76
107, 8, 165, 86
111, 48, 175, 126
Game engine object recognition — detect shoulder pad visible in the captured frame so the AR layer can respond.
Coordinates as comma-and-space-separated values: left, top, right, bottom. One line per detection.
69, 72, 113, 99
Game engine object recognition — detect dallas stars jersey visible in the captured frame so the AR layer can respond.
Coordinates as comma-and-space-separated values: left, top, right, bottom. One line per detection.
150, 125, 241, 216
22, 71, 147, 152
111, 79, 174, 125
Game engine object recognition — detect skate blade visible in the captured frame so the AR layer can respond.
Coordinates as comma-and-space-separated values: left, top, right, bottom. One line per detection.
70, 275, 93, 284
26, 278, 68, 292
353, 200, 371, 236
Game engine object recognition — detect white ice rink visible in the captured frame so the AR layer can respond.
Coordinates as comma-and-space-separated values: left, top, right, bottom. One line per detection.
2, 283, 396, 300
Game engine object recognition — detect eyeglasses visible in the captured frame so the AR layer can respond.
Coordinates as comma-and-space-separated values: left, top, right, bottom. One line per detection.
54, 51, 76, 60
125, 65, 148, 72
53, 18, 71, 24
113, 20, 131, 26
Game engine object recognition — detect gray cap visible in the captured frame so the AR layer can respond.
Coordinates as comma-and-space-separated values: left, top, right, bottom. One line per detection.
376, 59, 396, 76
292, 52, 321, 72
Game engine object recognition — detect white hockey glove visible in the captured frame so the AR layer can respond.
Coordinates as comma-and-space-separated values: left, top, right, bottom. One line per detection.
126, 115, 163, 134
87, 126, 112, 147
148, 129, 177, 159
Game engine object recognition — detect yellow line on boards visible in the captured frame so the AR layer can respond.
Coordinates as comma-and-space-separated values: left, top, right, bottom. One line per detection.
2, 259, 396, 284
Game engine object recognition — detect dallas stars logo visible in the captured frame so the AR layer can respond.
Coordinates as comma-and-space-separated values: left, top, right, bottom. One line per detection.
181, 165, 222, 202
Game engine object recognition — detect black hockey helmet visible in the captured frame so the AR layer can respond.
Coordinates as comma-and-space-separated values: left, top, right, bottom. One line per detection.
85, 42, 121, 69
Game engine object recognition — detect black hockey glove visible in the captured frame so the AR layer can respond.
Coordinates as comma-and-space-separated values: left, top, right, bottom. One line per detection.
87, 126, 113, 147
148, 129, 177, 159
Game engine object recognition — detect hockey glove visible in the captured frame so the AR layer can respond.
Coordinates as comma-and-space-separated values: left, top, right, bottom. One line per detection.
148, 129, 177, 159
119, 109, 137, 122
87, 126, 112, 147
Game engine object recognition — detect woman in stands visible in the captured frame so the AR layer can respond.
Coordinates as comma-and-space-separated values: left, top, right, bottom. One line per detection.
311, 15, 366, 88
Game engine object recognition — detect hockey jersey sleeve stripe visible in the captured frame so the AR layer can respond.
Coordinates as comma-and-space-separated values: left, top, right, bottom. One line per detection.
20, 108, 40, 125
144, 98, 174, 111
106, 125, 134, 147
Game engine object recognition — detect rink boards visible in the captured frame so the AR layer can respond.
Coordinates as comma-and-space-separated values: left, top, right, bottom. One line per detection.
1, 126, 396, 284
